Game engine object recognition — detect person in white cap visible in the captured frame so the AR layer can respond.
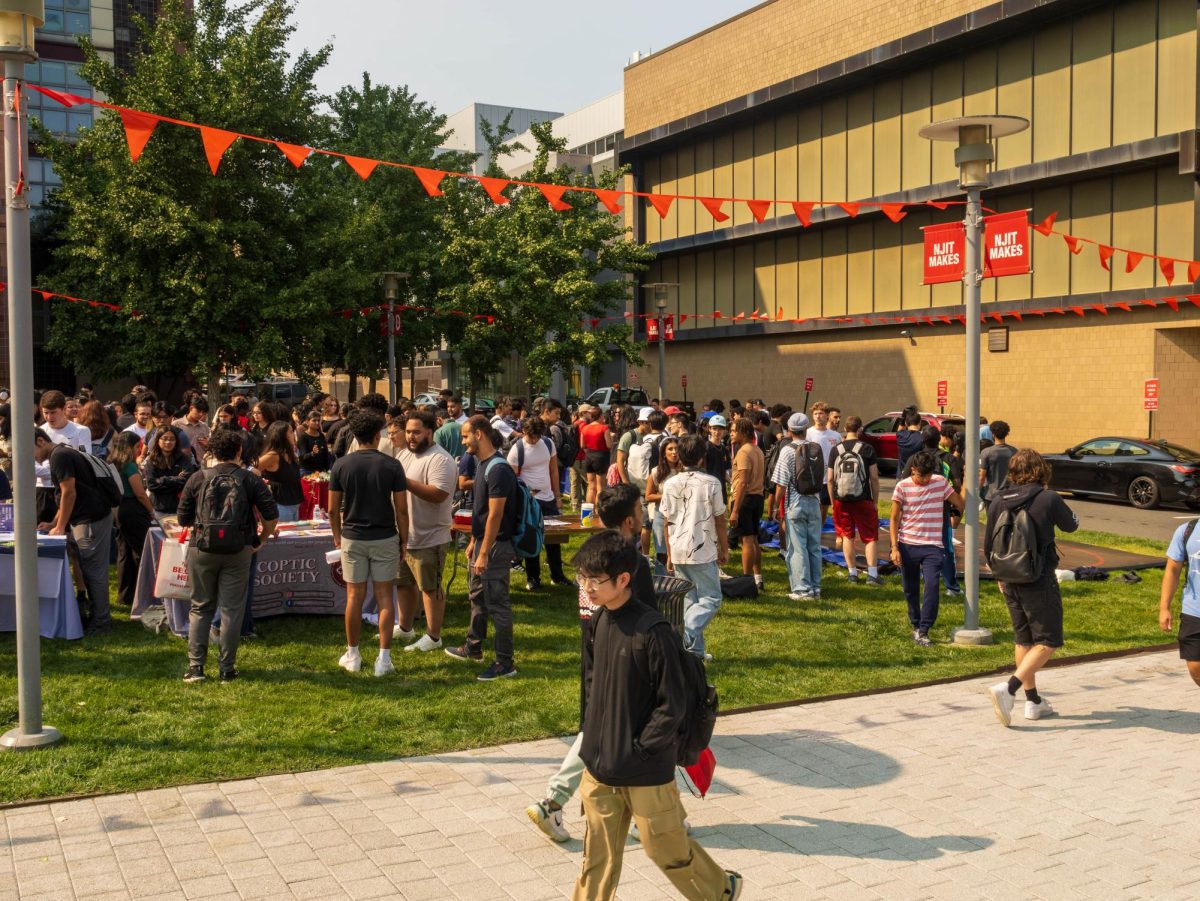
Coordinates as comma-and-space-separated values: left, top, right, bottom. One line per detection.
614, 406, 652, 487
771, 412, 826, 600
625, 407, 666, 554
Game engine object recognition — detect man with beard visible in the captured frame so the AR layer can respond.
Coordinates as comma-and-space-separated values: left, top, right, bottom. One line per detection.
394, 410, 458, 652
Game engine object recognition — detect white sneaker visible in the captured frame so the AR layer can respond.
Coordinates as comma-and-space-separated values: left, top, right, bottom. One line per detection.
788, 592, 805, 601
404, 634, 443, 653
338, 648, 362, 673
392, 624, 416, 641
374, 655, 395, 677
1025, 698, 1056, 720
526, 802, 570, 843
988, 682, 1014, 727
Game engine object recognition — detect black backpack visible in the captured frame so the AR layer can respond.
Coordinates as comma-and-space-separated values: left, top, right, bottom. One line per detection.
792, 441, 825, 496
55, 445, 122, 509
550, 421, 577, 471
633, 609, 718, 767
762, 436, 787, 494
987, 488, 1043, 584
194, 469, 252, 554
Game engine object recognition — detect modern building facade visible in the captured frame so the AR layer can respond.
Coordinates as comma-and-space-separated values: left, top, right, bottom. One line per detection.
620, 0, 1200, 453
440, 102, 563, 175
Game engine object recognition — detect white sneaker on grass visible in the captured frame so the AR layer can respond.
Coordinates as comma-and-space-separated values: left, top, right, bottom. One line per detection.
988, 681, 1014, 727
374, 655, 395, 677
338, 648, 362, 673
392, 624, 416, 641
526, 801, 570, 842
1025, 698, 1056, 720
404, 634, 443, 653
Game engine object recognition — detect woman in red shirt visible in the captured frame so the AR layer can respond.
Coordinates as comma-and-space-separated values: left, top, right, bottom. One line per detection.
578, 406, 612, 504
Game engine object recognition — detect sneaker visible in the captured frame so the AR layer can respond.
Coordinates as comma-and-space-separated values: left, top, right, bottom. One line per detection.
392, 624, 416, 641
913, 632, 933, 647
988, 681, 1014, 727
525, 581, 542, 591
219, 669, 238, 684
526, 801, 570, 843
726, 870, 744, 901
550, 577, 574, 587
846, 572, 861, 584
866, 575, 884, 587
787, 592, 806, 602
404, 634, 443, 653
84, 621, 113, 637
1025, 698, 1056, 720
445, 644, 482, 662
945, 585, 965, 597
338, 648, 362, 673
911, 628, 921, 641
703, 653, 714, 663
182, 666, 206, 683
477, 661, 517, 681
374, 655, 396, 677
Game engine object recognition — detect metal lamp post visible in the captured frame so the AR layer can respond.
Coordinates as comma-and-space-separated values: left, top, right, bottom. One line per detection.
380, 272, 408, 405
640, 282, 676, 405
1, 0, 61, 751
919, 115, 1028, 646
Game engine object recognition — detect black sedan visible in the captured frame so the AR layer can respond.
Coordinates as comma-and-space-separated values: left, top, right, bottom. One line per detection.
1044, 437, 1200, 510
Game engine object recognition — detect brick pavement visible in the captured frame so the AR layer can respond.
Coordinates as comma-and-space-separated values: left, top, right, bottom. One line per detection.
2, 649, 1198, 900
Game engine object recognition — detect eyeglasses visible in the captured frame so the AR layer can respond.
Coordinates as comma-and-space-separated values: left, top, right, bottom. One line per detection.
578, 576, 613, 591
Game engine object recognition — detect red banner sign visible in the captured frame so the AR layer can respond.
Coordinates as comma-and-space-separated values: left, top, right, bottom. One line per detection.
664, 314, 675, 341
378, 310, 402, 337
647, 317, 660, 342
681, 374, 688, 387
922, 222, 965, 285
936, 379, 949, 407
1144, 378, 1159, 410
804, 376, 814, 392
983, 210, 1030, 278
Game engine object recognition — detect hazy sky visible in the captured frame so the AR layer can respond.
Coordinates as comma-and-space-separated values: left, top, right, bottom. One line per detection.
287, 0, 753, 115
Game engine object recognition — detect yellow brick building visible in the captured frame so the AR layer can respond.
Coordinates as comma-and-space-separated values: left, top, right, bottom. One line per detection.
620, 0, 1200, 454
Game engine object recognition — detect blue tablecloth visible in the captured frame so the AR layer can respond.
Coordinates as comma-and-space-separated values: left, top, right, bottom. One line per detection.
0, 535, 83, 640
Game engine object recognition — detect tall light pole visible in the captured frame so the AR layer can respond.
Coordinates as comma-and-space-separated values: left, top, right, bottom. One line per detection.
1, 1, 61, 751
920, 115, 1028, 647
640, 282, 676, 405
380, 272, 407, 405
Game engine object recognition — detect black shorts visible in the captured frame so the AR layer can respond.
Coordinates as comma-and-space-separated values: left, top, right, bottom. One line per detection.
1179, 613, 1200, 662
733, 494, 765, 539
584, 450, 609, 476
1002, 569, 1064, 648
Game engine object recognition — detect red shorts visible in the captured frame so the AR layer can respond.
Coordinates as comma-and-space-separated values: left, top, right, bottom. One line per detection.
832, 499, 879, 541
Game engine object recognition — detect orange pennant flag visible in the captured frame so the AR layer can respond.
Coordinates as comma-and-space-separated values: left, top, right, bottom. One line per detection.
928, 201, 951, 210
1164, 297, 1179, 311
1113, 302, 1132, 312
343, 155, 380, 180
647, 194, 674, 219
1091, 304, 1109, 315
478, 177, 511, 204
1098, 245, 1115, 271
1189, 261, 1200, 283
274, 141, 312, 168
539, 184, 572, 211
1033, 212, 1058, 236
790, 201, 814, 226
411, 167, 446, 196
837, 202, 861, 218
1063, 235, 1083, 255
199, 126, 240, 175
28, 84, 89, 108
746, 200, 772, 223
1125, 251, 1144, 273
1159, 257, 1176, 284
880, 203, 907, 223
592, 189, 623, 214
120, 109, 160, 163
699, 198, 730, 222
776, 307, 784, 320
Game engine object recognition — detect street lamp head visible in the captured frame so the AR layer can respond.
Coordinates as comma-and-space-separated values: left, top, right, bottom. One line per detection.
379, 271, 409, 299
919, 115, 1029, 190
0, 1, 43, 59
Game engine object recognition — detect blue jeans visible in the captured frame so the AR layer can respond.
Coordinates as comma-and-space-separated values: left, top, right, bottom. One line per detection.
899, 542, 943, 634
942, 518, 960, 591
784, 495, 823, 594
674, 560, 723, 658
651, 507, 666, 558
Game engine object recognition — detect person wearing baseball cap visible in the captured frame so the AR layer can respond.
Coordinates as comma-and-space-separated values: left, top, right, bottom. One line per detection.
663, 405, 681, 415
703, 415, 731, 501
771, 411, 825, 600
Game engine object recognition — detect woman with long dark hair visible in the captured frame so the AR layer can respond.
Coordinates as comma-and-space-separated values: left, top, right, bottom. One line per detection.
257, 420, 303, 521
646, 436, 682, 564
109, 431, 156, 607
142, 427, 195, 514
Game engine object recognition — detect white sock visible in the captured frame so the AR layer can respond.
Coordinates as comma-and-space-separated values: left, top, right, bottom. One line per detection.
868, 566, 879, 578
847, 567, 858, 577
378, 648, 391, 662
347, 645, 359, 656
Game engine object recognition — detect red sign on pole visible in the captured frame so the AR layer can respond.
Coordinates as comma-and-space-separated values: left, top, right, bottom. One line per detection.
646, 317, 660, 342
922, 221, 965, 285
1144, 378, 1159, 410
936, 379, 949, 407
804, 376, 814, 392
664, 314, 675, 341
983, 210, 1031, 278
378, 311, 402, 337
681, 374, 688, 388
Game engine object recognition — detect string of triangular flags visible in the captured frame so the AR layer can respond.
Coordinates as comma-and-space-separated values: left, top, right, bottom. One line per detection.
0, 282, 122, 313
335, 301, 497, 324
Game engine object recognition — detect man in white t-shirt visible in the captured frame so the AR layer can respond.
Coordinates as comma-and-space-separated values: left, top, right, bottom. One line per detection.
508, 417, 568, 589
393, 410, 458, 652
36, 390, 92, 523
123, 398, 153, 441
805, 401, 842, 524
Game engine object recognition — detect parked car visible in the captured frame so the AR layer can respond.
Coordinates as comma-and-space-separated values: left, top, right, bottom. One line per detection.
256, 379, 316, 409
1043, 437, 1200, 510
584, 386, 650, 412
861, 411, 968, 474
412, 392, 441, 407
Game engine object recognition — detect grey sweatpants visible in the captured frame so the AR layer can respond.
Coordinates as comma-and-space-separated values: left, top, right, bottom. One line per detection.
187, 546, 254, 673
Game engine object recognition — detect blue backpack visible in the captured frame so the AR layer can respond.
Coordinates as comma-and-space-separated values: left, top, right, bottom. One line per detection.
482, 457, 544, 559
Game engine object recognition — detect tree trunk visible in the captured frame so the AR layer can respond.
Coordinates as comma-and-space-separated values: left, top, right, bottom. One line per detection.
206, 362, 222, 414
468, 372, 478, 413
409, 356, 416, 402
347, 365, 359, 403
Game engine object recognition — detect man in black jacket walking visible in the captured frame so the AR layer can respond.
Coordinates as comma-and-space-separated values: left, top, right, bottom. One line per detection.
571, 530, 741, 901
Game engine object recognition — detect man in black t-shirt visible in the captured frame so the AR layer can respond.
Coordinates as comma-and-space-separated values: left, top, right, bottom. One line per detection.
329, 409, 409, 677
446, 415, 520, 680
34, 430, 115, 634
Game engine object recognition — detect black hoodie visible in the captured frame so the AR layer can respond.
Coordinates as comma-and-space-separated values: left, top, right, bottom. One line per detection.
984, 483, 1078, 568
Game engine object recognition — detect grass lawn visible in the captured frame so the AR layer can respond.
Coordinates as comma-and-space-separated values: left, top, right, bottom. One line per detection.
0, 526, 1173, 804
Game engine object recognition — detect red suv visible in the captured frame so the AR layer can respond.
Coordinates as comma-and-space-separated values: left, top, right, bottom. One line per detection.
861, 412, 968, 475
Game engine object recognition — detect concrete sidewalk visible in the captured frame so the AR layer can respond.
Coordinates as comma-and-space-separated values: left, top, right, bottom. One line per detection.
2, 649, 1198, 900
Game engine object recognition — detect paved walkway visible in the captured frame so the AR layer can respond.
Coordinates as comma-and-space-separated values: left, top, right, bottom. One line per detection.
2, 650, 1198, 901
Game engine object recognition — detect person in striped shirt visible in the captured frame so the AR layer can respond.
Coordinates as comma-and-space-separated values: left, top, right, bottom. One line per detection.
890, 450, 965, 646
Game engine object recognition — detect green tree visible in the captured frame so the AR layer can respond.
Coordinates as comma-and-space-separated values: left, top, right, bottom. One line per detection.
39, 0, 332, 407
435, 118, 654, 402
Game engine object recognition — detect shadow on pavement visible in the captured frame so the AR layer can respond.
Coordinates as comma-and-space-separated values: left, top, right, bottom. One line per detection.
716, 730, 901, 789
1023, 706, 1200, 734
699, 815, 993, 859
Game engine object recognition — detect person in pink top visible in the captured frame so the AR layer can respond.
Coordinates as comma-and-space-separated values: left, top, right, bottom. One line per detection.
890, 451, 965, 646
